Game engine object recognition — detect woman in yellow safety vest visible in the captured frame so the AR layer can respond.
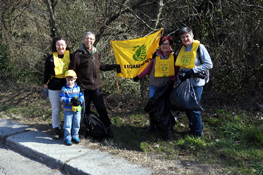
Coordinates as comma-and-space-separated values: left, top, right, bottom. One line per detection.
176, 27, 213, 137
43, 36, 72, 140
133, 36, 179, 134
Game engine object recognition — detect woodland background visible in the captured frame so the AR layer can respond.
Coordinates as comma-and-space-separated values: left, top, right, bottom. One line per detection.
0, 0, 263, 109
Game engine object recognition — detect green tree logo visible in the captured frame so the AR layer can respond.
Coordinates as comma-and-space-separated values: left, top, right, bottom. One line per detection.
161, 65, 168, 77
182, 58, 189, 64
133, 44, 147, 61
161, 65, 168, 72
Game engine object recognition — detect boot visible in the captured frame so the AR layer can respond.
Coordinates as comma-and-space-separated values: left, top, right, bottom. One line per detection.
106, 126, 114, 140
144, 115, 155, 133
53, 127, 60, 139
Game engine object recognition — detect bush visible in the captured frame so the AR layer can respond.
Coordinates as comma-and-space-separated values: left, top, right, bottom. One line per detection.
0, 42, 10, 72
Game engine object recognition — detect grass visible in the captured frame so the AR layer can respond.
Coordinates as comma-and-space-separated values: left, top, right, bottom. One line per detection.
0, 85, 263, 174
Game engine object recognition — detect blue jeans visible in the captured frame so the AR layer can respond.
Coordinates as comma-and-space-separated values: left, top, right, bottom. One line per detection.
186, 86, 203, 136
149, 85, 159, 98
64, 111, 81, 141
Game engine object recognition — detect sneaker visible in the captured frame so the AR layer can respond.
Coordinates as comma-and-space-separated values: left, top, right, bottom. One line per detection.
181, 131, 202, 138
72, 138, 80, 144
53, 127, 60, 139
192, 132, 202, 138
65, 140, 72, 146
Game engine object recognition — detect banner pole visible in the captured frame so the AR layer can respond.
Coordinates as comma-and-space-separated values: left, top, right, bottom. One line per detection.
116, 77, 120, 93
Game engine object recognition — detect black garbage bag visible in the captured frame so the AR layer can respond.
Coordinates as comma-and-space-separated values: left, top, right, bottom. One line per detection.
144, 83, 177, 140
155, 109, 178, 141
83, 111, 107, 141
144, 82, 171, 114
170, 79, 203, 111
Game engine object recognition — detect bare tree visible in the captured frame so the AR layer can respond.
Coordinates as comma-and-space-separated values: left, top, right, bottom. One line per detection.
44, 0, 60, 37
0, 0, 263, 106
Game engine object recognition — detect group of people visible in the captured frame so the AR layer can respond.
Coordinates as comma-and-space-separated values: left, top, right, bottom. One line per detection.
43, 27, 213, 145
133, 27, 213, 138
43, 32, 119, 145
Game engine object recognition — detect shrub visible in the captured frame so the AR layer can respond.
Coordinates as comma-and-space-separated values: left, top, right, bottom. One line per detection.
0, 42, 10, 72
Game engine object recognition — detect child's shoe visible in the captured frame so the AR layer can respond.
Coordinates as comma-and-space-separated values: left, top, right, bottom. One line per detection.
65, 140, 72, 146
72, 138, 80, 144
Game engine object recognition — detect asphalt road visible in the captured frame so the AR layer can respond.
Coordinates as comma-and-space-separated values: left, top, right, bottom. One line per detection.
0, 142, 67, 175
0, 117, 151, 175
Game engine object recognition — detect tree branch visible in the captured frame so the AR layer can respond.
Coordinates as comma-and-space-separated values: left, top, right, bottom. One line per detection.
155, 0, 164, 29
95, 0, 148, 45
45, 0, 59, 37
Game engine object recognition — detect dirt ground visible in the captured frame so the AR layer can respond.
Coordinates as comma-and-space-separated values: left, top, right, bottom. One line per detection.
0, 85, 226, 175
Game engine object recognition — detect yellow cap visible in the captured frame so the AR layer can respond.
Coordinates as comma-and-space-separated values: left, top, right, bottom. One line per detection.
65, 70, 77, 78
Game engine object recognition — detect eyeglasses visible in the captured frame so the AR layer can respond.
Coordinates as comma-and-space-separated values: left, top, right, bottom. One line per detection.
56, 45, 66, 48
84, 37, 95, 40
161, 43, 170, 46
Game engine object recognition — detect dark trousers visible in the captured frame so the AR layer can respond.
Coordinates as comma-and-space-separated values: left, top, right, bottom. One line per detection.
83, 88, 111, 126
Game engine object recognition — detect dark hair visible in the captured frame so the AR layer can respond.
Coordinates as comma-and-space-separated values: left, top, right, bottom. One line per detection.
159, 36, 174, 46
51, 36, 70, 52
178, 27, 193, 37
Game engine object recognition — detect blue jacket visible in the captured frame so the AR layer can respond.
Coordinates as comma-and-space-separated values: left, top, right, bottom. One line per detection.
60, 82, 84, 111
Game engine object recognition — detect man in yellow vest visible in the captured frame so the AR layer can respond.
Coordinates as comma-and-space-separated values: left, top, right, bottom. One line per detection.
175, 27, 213, 137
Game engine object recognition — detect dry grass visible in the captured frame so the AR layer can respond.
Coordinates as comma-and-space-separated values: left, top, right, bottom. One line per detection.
1, 84, 261, 175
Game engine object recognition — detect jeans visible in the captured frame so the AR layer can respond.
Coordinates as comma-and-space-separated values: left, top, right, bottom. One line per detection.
64, 111, 81, 141
149, 85, 159, 98
186, 86, 203, 136
48, 90, 61, 129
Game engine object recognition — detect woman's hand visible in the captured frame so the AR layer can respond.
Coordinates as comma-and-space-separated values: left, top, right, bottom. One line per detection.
42, 87, 48, 98
133, 76, 139, 82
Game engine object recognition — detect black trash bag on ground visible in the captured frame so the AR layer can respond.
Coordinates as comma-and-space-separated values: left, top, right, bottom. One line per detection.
147, 96, 166, 123
169, 79, 203, 111
83, 111, 107, 141
155, 109, 178, 141
144, 83, 177, 140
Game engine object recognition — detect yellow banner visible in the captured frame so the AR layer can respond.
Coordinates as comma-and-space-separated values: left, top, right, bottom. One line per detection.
111, 28, 163, 78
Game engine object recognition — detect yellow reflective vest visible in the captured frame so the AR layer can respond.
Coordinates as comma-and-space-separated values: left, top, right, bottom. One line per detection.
175, 40, 200, 69
53, 50, 70, 78
154, 53, 175, 77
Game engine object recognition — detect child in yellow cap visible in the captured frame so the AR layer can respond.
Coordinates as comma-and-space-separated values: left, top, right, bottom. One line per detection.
60, 70, 84, 145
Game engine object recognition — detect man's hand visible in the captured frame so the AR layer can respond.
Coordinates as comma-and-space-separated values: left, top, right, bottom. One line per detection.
133, 76, 139, 82
114, 65, 121, 73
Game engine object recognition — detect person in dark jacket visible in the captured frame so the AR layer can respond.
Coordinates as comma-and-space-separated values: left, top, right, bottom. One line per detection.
69, 31, 120, 140
43, 36, 72, 139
